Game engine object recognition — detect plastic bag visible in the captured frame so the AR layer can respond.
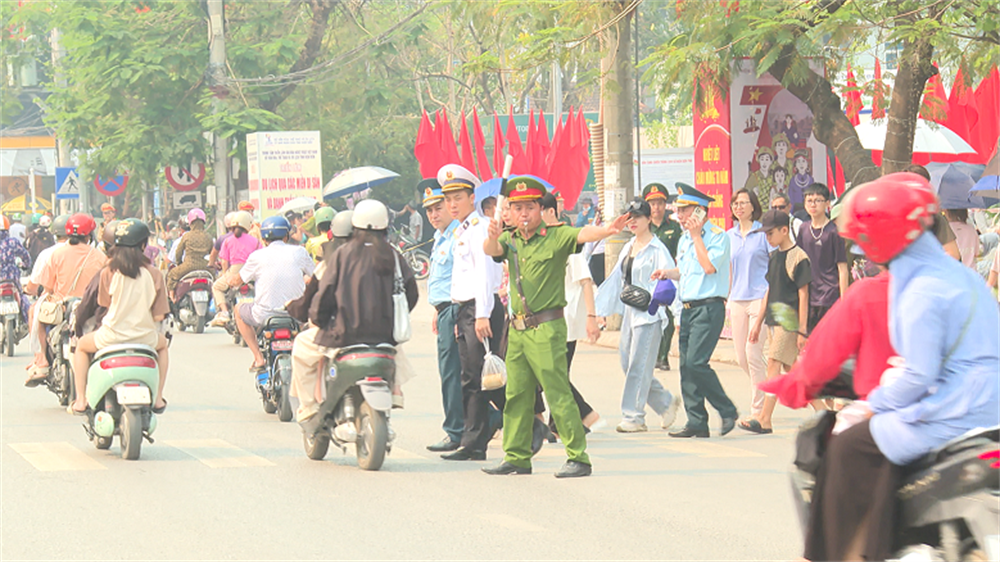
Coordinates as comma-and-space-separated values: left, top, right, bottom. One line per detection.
481, 338, 507, 391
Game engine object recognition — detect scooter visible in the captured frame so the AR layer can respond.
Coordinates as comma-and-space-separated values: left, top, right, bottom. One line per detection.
42, 298, 79, 407
0, 280, 27, 357
224, 282, 254, 347
789, 375, 1000, 562
302, 343, 396, 471
80, 344, 161, 460
254, 315, 298, 422
172, 270, 214, 334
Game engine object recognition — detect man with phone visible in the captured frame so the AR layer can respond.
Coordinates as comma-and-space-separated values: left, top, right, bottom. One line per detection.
652, 183, 739, 438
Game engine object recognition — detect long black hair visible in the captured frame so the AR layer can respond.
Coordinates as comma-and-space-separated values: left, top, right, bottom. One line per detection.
352, 229, 395, 275
108, 244, 150, 279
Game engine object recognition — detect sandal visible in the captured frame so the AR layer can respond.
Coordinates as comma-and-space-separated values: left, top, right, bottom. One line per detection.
738, 418, 773, 435
68, 404, 88, 416
23, 365, 49, 388
152, 399, 168, 414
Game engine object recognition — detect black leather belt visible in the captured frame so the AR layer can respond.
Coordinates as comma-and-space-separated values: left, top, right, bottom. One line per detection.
682, 297, 725, 310
433, 302, 452, 313
510, 308, 564, 331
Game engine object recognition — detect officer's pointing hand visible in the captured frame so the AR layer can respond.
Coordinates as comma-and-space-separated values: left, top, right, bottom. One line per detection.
487, 217, 502, 241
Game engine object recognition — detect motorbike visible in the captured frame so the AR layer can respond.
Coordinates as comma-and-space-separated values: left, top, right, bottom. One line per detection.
172, 270, 214, 334
0, 280, 28, 356
254, 315, 298, 422
302, 343, 396, 471
389, 226, 430, 281
41, 298, 79, 407
80, 343, 161, 460
224, 282, 254, 347
789, 374, 1000, 562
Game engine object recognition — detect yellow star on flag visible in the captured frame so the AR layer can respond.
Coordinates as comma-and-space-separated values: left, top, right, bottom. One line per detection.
748, 88, 762, 103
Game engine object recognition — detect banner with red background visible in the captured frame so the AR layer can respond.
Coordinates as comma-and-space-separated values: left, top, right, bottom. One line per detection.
693, 84, 733, 229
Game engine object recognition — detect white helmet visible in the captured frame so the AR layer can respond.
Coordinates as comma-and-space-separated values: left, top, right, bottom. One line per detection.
330, 210, 354, 238
223, 212, 236, 228
233, 210, 253, 232
351, 200, 389, 231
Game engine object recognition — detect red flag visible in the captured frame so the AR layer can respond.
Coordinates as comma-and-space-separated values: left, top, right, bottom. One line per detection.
544, 115, 565, 181
534, 110, 551, 177
505, 106, 527, 173
943, 67, 979, 150
492, 112, 505, 175
472, 109, 493, 180
525, 110, 537, 173
844, 64, 863, 126
458, 111, 477, 176
560, 108, 588, 209
437, 110, 460, 165
413, 110, 439, 178
870, 59, 887, 120
972, 66, 999, 162
919, 66, 948, 123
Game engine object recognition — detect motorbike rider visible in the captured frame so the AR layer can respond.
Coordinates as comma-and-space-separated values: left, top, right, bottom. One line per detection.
208, 212, 236, 269
798, 173, 1000, 562
25, 214, 55, 265
70, 219, 170, 415
209, 211, 260, 326
232, 215, 314, 375
23, 215, 71, 386
0, 214, 32, 323
291, 200, 417, 435
165, 208, 214, 298
304, 206, 336, 262
26, 214, 105, 383
71, 221, 121, 342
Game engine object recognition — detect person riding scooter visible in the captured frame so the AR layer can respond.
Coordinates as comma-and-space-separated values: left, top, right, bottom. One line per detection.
165, 208, 214, 298
70, 219, 171, 415
210, 210, 259, 326
796, 173, 1000, 562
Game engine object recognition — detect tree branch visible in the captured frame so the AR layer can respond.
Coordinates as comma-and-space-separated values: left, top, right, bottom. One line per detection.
260, 0, 337, 113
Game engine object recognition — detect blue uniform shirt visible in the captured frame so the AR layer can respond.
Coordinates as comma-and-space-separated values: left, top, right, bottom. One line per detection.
677, 222, 731, 302
727, 221, 771, 301
427, 220, 459, 306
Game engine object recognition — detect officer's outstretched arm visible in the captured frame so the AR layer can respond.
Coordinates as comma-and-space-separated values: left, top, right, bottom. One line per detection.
577, 214, 628, 243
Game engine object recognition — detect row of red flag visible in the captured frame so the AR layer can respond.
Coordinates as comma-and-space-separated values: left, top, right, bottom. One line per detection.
413, 106, 592, 208
843, 62, 999, 165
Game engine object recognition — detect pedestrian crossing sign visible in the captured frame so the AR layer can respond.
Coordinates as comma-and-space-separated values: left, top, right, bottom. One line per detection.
55, 167, 80, 199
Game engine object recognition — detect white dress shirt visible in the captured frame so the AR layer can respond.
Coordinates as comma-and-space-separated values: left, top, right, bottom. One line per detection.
449, 210, 501, 319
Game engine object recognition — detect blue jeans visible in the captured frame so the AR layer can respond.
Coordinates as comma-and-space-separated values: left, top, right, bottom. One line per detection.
619, 316, 673, 424
435, 303, 464, 443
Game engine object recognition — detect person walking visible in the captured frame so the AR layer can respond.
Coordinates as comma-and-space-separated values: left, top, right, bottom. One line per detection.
797, 183, 848, 332
596, 198, 681, 433
726, 189, 770, 422
482, 176, 628, 477
652, 183, 739, 438
643, 182, 682, 371
421, 178, 465, 452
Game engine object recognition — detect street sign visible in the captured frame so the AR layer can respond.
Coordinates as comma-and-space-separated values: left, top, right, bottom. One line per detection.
172, 191, 202, 210
94, 175, 128, 196
55, 167, 80, 199
165, 163, 206, 192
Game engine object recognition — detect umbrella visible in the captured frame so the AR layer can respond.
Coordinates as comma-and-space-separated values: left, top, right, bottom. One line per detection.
279, 196, 318, 215
1, 194, 51, 213
322, 166, 399, 199
855, 119, 976, 155
970, 149, 1000, 198
474, 178, 503, 212
926, 162, 997, 209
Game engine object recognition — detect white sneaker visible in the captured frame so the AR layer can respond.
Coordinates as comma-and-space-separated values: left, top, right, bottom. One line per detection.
661, 395, 682, 429
616, 421, 648, 433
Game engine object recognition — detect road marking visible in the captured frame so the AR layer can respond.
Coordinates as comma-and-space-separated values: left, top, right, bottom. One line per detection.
656, 440, 766, 458
8, 442, 107, 471
164, 439, 275, 468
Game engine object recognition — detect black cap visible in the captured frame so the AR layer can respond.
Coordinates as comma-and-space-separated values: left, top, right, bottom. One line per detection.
753, 209, 790, 233
625, 198, 651, 218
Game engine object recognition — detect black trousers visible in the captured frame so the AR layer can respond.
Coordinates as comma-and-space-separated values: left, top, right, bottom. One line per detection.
455, 296, 507, 452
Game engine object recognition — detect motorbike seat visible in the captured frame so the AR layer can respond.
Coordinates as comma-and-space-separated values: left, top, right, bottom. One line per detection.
180, 270, 215, 282
334, 343, 396, 362
93, 343, 158, 361
259, 315, 298, 331
904, 425, 1000, 474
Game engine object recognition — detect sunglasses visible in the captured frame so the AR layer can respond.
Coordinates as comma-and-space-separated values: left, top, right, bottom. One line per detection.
625, 202, 649, 216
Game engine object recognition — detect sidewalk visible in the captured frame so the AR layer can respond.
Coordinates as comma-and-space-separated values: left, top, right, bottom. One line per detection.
592, 329, 740, 367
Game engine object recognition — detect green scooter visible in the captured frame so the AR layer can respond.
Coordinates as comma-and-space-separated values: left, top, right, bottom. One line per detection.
81, 344, 160, 460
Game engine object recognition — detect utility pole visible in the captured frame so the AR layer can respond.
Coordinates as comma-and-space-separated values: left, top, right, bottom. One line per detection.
50, 27, 76, 214
207, 0, 231, 213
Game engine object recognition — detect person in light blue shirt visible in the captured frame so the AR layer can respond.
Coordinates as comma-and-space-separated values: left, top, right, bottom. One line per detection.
652, 183, 738, 438
421, 178, 465, 452
597, 199, 681, 433
726, 188, 771, 420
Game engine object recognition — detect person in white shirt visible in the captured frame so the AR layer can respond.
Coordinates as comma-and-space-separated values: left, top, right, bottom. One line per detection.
24, 214, 70, 357
437, 164, 505, 461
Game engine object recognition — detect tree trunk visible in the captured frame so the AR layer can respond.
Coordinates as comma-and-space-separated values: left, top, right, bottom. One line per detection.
881, 37, 936, 173
260, 0, 336, 113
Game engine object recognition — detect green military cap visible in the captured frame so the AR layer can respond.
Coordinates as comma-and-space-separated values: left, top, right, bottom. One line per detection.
502, 175, 549, 202
642, 182, 674, 202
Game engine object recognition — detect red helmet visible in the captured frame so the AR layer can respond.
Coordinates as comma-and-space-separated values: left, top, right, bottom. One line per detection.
66, 213, 97, 237
840, 172, 938, 263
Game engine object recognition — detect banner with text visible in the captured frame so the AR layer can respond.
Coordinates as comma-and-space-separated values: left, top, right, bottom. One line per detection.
246, 131, 322, 219
693, 84, 733, 229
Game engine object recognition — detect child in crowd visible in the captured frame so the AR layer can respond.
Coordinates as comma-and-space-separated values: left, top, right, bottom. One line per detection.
741, 209, 811, 434
797, 183, 848, 332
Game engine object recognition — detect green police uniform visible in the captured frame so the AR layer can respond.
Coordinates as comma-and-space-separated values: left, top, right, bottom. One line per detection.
644, 182, 683, 369
492, 179, 590, 469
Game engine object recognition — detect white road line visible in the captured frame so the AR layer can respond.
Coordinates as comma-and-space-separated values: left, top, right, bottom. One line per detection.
8, 442, 107, 471
163, 439, 275, 468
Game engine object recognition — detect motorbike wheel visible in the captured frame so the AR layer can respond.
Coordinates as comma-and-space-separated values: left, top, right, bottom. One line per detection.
5, 318, 15, 357
120, 407, 143, 460
355, 402, 388, 471
194, 314, 206, 334
410, 251, 431, 281
262, 393, 277, 414
276, 356, 294, 422
303, 431, 330, 461
57, 362, 71, 407
94, 434, 112, 450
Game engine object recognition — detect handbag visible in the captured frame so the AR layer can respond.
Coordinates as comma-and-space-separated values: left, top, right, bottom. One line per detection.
391, 252, 411, 343
794, 410, 837, 475
38, 248, 95, 325
619, 254, 651, 310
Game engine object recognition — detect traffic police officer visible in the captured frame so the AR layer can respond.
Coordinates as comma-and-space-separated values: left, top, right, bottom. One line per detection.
483, 175, 628, 478
643, 182, 682, 371
438, 164, 506, 461
421, 178, 465, 452
652, 183, 739, 438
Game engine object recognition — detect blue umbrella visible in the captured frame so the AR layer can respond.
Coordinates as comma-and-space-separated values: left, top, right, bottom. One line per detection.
971, 175, 1000, 199
927, 162, 998, 209
474, 178, 503, 208
322, 166, 399, 199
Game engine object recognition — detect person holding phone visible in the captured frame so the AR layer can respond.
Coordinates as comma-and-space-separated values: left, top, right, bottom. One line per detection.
651, 183, 739, 438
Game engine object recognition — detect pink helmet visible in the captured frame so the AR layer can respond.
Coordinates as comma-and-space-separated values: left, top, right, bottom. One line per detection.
186, 208, 206, 224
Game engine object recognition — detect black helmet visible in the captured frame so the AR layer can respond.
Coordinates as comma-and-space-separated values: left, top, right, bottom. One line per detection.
114, 218, 150, 248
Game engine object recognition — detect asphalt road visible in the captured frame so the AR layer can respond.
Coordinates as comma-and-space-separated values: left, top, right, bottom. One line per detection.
2, 296, 811, 561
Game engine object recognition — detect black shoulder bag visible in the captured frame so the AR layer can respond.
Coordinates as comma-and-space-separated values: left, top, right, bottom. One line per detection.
619, 254, 652, 311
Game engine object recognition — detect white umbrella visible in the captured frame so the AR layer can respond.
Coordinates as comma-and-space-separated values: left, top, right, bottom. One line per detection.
323, 166, 399, 199
279, 196, 318, 215
855, 119, 976, 155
